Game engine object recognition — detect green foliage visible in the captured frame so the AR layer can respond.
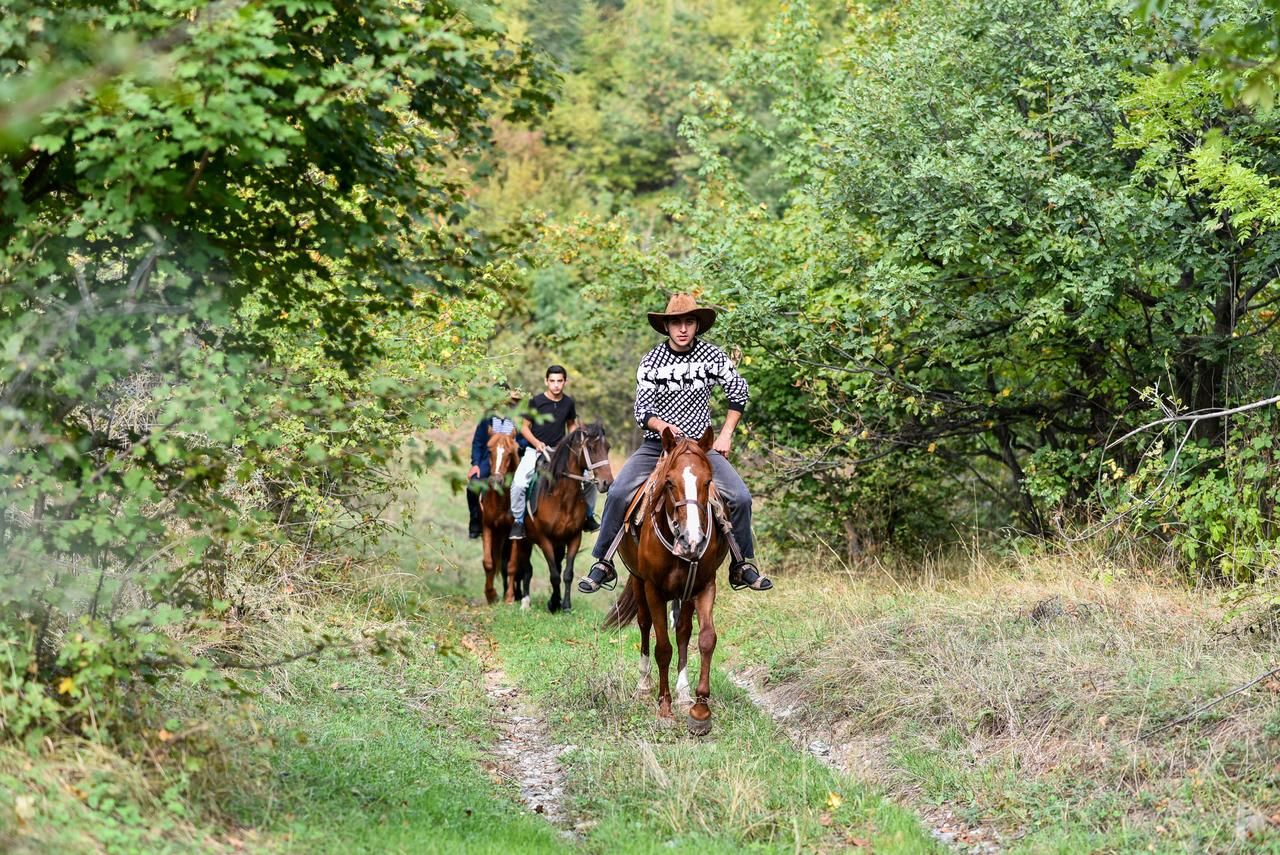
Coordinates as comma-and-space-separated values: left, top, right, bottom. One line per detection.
1137, 0, 1280, 108
0, 0, 550, 743
494, 0, 1280, 578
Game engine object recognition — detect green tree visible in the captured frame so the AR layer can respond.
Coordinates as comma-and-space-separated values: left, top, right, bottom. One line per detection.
0, 0, 549, 743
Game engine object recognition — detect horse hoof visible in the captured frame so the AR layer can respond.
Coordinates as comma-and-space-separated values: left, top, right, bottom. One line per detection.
562, 604, 572, 614
687, 713, 712, 737
520, 597, 530, 611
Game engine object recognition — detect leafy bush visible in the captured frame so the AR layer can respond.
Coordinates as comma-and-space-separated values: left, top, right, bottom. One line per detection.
0, 0, 549, 743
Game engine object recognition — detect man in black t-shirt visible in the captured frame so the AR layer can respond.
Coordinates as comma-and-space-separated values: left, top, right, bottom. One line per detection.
509, 365, 600, 539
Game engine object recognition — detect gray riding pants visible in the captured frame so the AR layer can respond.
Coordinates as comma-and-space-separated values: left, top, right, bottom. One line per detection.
591, 438, 754, 561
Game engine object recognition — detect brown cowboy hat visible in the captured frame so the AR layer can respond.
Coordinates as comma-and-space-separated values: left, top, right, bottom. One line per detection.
647, 293, 717, 335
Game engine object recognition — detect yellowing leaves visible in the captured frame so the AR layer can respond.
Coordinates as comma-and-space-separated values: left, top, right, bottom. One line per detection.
57, 676, 75, 695
826, 790, 844, 810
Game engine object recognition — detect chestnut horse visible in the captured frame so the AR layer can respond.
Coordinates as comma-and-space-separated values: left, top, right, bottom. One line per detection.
604, 427, 728, 735
516, 424, 614, 613
478, 430, 520, 605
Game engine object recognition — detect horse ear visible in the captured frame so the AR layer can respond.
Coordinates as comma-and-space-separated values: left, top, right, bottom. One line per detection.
487, 426, 494, 437
698, 427, 715, 451
661, 426, 678, 451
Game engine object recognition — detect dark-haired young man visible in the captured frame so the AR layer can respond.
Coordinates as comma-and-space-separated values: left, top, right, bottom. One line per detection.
509, 365, 600, 540
578, 293, 772, 593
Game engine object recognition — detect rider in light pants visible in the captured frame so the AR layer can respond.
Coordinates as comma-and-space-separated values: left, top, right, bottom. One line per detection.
510, 445, 598, 530
509, 364, 600, 540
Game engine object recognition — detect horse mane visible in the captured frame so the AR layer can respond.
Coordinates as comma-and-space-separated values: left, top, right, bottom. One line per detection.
546, 422, 606, 482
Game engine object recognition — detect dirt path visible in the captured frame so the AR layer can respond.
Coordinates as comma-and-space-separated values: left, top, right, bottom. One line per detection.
728, 668, 1005, 854
481, 657, 578, 838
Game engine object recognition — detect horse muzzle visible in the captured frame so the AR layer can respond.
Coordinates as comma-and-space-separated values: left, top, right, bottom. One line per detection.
672, 531, 710, 560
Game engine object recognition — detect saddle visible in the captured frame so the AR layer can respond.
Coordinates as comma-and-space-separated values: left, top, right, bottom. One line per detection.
624, 456, 729, 540
527, 446, 589, 518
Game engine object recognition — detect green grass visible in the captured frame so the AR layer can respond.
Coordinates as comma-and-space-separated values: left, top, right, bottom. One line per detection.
226, 611, 567, 854
487, 601, 938, 853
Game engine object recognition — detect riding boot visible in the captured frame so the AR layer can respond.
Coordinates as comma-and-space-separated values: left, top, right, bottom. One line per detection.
579, 524, 627, 593
466, 481, 482, 539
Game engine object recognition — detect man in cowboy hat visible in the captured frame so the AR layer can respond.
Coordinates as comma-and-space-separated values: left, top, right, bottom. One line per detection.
578, 293, 772, 594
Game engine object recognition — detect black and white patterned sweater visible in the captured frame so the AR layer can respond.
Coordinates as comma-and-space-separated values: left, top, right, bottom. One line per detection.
633, 339, 749, 440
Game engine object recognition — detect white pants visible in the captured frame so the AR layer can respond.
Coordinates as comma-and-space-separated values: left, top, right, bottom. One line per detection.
510, 447, 540, 521
510, 446, 599, 523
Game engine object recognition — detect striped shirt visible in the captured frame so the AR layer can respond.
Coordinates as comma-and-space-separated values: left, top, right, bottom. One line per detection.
634, 339, 749, 440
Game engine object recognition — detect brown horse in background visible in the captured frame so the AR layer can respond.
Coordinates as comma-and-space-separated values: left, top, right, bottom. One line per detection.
517, 424, 614, 613
478, 430, 520, 605
604, 427, 728, 735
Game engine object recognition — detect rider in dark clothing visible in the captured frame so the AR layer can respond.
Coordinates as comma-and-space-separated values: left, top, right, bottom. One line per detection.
466, 389, 524, 539
509, 365, 600, 540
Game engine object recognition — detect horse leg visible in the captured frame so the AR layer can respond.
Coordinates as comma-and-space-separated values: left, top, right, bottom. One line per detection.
532, 537, 558, 612
561, 532, 582, 613
674, 599, 694, 707
504, 538, 519, 604
481, 527, 497, 605
636, 586, 654, 697
519, 548, 533, 609
688, 582, 718, 736
644, 582, 675, 721
547, 540, 566, 614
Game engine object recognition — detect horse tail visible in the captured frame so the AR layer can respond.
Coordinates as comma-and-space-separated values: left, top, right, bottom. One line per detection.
603, 575, 640, 630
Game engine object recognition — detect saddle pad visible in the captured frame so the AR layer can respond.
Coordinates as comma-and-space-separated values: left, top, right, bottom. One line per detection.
527, 463, 546, 518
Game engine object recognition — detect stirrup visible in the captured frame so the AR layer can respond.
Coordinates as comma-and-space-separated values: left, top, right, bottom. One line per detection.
729, 561, 772, 592
578, 560, 617, 594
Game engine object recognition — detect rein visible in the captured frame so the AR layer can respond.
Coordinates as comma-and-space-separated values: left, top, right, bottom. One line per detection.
648, 447, 716, 602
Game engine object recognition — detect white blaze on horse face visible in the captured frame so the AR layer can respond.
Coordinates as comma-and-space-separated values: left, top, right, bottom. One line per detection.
494, 446, 505, 474
681, 465, 701, 545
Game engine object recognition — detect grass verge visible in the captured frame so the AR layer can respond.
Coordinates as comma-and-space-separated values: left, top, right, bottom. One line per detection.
0, 564, 567, 854
717, 552, 1280, 852
487, 598, 939, 853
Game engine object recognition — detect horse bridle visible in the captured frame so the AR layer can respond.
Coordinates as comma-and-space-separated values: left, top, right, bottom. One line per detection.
563, 434, 611, 491
487, 438, 518, 489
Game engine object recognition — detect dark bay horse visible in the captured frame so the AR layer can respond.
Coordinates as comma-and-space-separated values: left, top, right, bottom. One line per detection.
478, 430, 520, 605
517, 424, 614, 613
604, 427, 728, 735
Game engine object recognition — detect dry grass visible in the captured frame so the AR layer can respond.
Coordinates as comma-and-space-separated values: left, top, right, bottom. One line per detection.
718, 547, 1280, 850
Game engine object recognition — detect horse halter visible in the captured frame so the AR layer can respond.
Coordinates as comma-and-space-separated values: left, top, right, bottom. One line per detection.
564, 434, 611, 491
653, 461, 715, 565
488, 437, 517, 487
